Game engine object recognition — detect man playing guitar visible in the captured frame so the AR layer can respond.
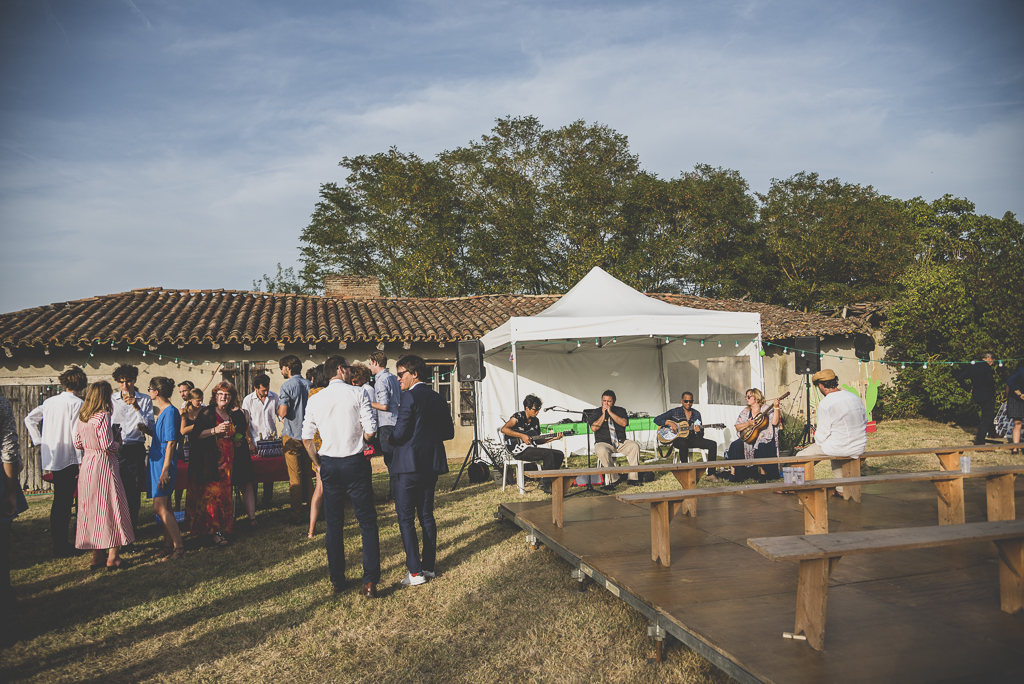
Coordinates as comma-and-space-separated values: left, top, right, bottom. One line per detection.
500, 395, 565, 494
654, 391, 723, 482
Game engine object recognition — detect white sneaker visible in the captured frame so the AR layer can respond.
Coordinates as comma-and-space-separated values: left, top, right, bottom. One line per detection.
422, 570, 436, 579
401, 571, 427, 586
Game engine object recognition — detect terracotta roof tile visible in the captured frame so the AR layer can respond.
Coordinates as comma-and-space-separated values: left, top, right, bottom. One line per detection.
0, 287, 867, 351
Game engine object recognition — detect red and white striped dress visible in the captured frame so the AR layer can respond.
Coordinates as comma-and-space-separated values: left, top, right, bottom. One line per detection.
73, 411, 135, 549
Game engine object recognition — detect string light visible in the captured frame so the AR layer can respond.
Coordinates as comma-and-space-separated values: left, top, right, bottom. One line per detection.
682, 339, 686, 345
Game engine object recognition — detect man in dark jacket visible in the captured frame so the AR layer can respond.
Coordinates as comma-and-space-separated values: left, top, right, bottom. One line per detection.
388, 355, 454, 587
956, 352, 998, 445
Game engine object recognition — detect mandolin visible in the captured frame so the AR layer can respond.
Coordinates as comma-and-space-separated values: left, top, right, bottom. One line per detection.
739, 392, 790, 444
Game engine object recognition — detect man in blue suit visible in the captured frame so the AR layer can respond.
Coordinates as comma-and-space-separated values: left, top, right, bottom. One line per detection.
388, 355, 454, 587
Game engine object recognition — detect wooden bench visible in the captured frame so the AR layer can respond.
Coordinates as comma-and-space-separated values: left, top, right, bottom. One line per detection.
525, 454, 859, 529
526, 443, 1022, 529
747, 519, 1024, 650
617, 464, 1024, 567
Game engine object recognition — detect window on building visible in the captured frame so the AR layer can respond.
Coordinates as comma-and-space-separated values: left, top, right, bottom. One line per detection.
707, 356, 750, 405
426, 362, 457, 423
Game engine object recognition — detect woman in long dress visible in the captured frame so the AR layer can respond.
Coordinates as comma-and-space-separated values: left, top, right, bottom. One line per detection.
186, 382, 244, 547
146, 377, 185, 561
73, 381, 134, 570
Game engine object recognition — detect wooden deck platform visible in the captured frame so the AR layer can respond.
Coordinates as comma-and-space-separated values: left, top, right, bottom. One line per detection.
497, 477, 1024, 683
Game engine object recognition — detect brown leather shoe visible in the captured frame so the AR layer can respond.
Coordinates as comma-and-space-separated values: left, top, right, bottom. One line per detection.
359, 582, 378, 598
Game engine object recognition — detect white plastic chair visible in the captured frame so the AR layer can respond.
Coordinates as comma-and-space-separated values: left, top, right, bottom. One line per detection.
498, 428, 531, 495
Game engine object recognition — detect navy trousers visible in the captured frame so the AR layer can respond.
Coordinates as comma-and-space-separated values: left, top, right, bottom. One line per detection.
320, 455, 380, 587
394, 472, 439, 575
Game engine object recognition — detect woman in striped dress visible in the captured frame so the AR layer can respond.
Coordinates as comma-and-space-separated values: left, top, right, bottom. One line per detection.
73, 381, 134, 570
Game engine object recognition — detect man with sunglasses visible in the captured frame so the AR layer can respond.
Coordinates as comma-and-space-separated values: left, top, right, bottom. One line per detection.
654, 392, 720, 482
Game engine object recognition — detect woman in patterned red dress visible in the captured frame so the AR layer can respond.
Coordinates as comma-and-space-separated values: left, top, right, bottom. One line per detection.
185, 382, 244, 547
73, 381, 134, 570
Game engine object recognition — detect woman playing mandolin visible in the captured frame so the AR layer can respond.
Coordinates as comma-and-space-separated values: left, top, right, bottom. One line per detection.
725, 389, 782, 483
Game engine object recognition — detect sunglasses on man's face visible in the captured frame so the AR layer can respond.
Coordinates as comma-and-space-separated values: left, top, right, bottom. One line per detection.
681, 399, 693, 403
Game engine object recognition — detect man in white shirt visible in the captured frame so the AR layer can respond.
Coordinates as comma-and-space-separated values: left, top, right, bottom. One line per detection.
302, 355, 378, 598
241, 373, 280, 507
111, 364, 155, 538
25, 366, 87, 557
796, 369, 868, 496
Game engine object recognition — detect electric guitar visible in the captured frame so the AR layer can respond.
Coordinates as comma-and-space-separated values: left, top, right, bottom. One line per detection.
656, 421, 726, 444
503, 426, 576, 456
739, 392, 791, 444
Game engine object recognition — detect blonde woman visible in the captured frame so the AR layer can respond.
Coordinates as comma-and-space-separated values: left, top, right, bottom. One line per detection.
73, 381, 134, 570
725, 388, 782, 483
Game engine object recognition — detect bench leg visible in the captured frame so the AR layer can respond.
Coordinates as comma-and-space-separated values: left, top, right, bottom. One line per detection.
671, 469, 698, 518
987, 474, 1017, 522
840, 459, 862, 503
651, 502, 674, 567
995, 539, 1024, 613
935, 450, 963, 472
551, 477, 572, 528
795, 557, 833, 651
797, 488, 829, 535
933, 479, 965, 525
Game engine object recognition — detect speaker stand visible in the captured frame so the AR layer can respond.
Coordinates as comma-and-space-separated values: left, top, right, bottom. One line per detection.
797, 372, 813, 448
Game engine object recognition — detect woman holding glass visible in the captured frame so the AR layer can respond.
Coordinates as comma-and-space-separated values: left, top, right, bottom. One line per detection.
186, 382, 246, 547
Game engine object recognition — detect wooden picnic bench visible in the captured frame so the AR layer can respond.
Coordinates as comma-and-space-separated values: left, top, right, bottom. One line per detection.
618, 464, 1024, 566
526, 443, 1022, 529
525, 454, 856, 529
747, 518, 1024, 650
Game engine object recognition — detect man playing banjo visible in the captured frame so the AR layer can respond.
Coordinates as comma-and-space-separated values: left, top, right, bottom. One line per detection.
654, 391, 722, 482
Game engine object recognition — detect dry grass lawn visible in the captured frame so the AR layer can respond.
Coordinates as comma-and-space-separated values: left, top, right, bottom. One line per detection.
1, 419, 1018, 683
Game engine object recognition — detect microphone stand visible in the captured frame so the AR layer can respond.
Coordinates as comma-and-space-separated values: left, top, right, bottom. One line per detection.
544, 407, 608, 498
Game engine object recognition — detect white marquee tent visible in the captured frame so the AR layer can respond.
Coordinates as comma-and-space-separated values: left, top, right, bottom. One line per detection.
478, 267, 764, 454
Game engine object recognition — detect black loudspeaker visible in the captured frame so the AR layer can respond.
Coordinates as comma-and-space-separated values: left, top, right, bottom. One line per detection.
793, 336, 821, 375
457, 340, 486, 381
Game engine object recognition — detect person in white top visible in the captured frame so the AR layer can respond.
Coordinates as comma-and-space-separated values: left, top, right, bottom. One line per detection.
110, 365, 155, 539
796, 368, 868, 495
241, 374, 280, 444
301, 355, 378, 598
241, 374, 281, 507
24, 366, 87, 557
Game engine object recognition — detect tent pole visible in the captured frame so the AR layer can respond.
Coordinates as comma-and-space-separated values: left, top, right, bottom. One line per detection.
512, 342, 520, 410
757, 333, 766, 393
657, 338, 669, 410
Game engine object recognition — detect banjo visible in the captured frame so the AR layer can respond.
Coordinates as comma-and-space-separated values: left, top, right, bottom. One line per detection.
656, 421, 726, 444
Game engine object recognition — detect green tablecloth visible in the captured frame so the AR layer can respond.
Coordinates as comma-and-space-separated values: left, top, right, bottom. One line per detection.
540, 417, 658, 435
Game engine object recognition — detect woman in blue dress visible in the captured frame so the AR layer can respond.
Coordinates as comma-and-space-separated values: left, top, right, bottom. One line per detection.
147, 377, 185, 561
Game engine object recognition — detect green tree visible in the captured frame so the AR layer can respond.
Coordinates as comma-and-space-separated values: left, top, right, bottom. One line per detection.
883, 197, 1024, 421
253, 263, 308, 294
756, 172, 916, 311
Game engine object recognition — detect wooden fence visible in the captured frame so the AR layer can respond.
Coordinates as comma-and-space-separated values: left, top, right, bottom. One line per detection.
2, 383, 61, 492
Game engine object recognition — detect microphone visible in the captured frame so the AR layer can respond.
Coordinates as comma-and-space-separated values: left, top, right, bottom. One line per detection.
543, 407, 553, 411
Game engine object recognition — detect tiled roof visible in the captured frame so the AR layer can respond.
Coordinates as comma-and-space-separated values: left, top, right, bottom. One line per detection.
0, 288, 866, 351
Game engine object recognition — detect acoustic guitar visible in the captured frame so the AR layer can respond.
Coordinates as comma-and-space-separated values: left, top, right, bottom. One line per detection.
739, 392, 790, 444
656, 422, 726, 444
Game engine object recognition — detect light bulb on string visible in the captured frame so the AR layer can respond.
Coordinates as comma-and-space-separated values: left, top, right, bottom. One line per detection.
700, 340, 704, 347
682, 339, 686, 345
923, 362, 928, 369
735, 341, 739, 347
576, 341, 581, 348
717, 341, 721, 348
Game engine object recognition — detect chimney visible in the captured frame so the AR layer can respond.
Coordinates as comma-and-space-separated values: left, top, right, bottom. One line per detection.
324, 274, 381, 298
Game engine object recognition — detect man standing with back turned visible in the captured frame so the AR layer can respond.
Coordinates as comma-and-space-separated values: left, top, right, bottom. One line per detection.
278, 355, 312, 525
388, 355, 454, 587
302, 355, 379, 597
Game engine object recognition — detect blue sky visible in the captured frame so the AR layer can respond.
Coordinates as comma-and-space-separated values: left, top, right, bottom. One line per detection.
1, 0, 1021, 313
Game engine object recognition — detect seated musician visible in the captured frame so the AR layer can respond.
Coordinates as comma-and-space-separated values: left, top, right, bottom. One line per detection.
725, 388, 782, 483
587, 390, 641, 491
500, 394, 565, 494
654, 391, 720, 482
